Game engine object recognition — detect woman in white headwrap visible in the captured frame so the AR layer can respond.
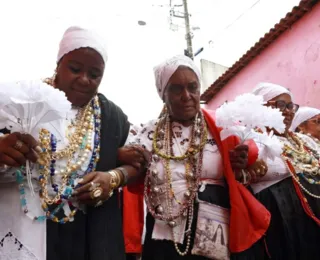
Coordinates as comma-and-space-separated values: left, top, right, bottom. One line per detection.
0, 26, 145, 260
290, 106, 320, 141
251, 82, 320, 259
124, 55, 271, 259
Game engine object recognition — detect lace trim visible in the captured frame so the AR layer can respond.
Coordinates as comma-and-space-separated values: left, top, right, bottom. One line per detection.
0, 232, 38, 260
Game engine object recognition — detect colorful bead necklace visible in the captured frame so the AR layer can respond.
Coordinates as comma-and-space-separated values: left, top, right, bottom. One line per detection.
16, 96, 101, 223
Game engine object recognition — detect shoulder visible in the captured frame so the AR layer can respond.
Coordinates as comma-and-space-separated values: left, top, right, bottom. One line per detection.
98, 93, 127, 120
126, 119, 158, 150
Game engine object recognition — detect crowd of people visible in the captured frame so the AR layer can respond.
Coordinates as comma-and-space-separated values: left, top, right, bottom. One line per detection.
0, 26, 319, 260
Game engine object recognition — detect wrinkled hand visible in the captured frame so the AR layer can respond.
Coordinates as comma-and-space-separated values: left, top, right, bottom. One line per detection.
0, 133, 40, 167
117, 145, 150, 169
247, 160, 268, 183
74, 171, 113, 206
229, 144, 248, 170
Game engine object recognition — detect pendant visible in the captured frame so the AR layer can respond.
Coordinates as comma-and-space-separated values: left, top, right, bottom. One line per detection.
168, 221, 177, 228
151, 169, 158, 177
184, 190, 191, 198
152, 154, 160, 162
152, 186, 160, 193
155, 205, 164, 214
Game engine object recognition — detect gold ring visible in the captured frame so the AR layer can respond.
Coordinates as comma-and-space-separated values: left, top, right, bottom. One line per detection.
90, 187, 103, 199
14, 140, 23, 151
89, 181, 100, 191
95, 200, 103, 207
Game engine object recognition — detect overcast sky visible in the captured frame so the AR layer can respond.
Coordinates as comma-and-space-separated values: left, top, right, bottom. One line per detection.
0, 0, 301, 123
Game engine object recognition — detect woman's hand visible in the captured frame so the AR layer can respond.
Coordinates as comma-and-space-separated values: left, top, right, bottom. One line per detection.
247, 160, 268, 183
74, 171, 115, 206
229, 144, 248, 170
117, 145, 150, 169
0, 133, 40, 167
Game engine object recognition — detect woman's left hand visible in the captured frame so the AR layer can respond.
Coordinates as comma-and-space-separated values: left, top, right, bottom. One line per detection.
74, 171, 113, 206
247, 160, 268, 183
229, 144, 249, 170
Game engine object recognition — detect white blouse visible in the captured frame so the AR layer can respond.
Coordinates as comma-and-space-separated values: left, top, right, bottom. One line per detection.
0, 108, 95, 260
127, 120, 224, 243
251, 133, 320, 194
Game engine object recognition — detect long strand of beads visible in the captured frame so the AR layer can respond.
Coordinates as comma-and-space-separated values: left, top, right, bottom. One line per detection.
282, 157, 320, 199
16, 95, 101, 223
145, 113, 206, 221
283, 158, 320, 226
145, 111, 206, 256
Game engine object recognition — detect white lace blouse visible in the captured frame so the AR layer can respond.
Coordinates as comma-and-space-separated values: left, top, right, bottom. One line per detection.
0, 108, 95, 260
127, 120, 224, 243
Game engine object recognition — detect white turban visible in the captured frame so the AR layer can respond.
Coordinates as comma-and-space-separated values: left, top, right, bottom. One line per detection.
57, 26, 108, 64
153, 55, 201, 100
290, 106, 320, 131
252, 82, 292, 102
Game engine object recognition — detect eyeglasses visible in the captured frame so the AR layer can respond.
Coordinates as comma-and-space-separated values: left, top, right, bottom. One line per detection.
268, 100, 299, 112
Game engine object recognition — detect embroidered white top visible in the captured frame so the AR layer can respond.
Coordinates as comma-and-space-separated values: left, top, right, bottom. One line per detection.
127, 119, 224, 243
0, 108, 95, 260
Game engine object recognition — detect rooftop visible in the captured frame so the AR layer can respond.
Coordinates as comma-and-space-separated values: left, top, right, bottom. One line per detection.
200, 0, 318, 103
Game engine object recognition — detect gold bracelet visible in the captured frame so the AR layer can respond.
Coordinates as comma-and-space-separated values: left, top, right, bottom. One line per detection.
109, 170, 120, 189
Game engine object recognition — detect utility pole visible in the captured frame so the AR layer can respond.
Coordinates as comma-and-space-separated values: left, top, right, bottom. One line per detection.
182, 0, 193, 59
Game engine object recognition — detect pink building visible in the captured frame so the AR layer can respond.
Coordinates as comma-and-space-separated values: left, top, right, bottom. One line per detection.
201, 0, 320, 109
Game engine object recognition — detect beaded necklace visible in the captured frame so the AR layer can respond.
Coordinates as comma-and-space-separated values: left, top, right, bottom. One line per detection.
304, 133, 320, 146
282, 132, 320, 199
144, 111, 207, 256
16, 96, 101, 223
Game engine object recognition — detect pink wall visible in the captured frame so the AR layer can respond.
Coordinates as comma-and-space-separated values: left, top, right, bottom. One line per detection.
206, 3, 320, 110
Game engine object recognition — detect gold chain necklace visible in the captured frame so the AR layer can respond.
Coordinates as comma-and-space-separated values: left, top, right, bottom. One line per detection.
38, 97, 97, 205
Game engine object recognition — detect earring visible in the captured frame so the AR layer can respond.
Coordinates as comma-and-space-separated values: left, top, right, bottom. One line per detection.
51, 70, 57, 87
158, 105, 168, 119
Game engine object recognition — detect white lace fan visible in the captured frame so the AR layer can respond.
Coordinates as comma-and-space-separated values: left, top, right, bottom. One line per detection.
0, 80, 72, 194
215, 93, 286, 161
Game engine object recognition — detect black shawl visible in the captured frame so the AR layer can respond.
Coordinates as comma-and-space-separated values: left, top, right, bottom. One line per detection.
47, 94, 130, 260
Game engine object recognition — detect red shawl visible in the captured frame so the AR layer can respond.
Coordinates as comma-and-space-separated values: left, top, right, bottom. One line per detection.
202, 108, 270, 252
122, 187, 144, 254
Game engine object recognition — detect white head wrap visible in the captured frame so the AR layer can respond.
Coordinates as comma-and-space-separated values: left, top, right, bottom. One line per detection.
290, 106, 320, 131
57, 26, 108, 64
252, 82, 292, 102
153, 55, 201, 100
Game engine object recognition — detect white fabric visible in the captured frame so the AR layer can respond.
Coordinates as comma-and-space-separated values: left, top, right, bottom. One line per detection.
57, 26, 108, 64
0, 108, 95, 260
290, 106, 320, 132
153, 55, 201, 100
127, 120, 224, 244
252, 82, 292, 102
251, 133, 320, 194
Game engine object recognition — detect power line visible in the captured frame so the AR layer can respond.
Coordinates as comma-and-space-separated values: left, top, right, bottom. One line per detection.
209, 0, 262, 45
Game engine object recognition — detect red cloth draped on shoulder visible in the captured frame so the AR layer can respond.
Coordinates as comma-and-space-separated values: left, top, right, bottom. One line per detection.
127, 109, 271, 253
122, 187, 144, 254
202, 108, 270, 252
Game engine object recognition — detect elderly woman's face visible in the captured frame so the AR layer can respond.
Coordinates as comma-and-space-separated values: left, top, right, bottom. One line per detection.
54, 47, 105, 107
267, 93, 297, 131
163, 67, 200, 123
298, 114, 320, 140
